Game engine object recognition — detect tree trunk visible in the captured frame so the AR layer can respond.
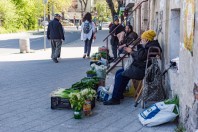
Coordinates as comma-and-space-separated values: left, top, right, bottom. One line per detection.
79, 0, 83, 23
82, 0, 88, 12
106, 0, 116, 21
117, 0, 121, 16
47, 3, 50, 21
62, 12, 65, 20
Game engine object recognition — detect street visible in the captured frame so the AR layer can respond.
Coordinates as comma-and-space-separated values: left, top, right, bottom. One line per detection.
0, 27, 81, 55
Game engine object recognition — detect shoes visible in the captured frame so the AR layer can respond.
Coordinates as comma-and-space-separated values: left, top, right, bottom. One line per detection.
52, 58, 58, 63
87, 56, 91, 59
103, 98, 120, 105
83, 54, 86, 59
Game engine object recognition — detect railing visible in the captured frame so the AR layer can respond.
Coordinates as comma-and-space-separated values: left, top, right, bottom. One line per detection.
103, 0, 148, 73
106, 37, 141, 74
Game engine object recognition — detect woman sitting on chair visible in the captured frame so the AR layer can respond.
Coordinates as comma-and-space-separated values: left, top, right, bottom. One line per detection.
104, 30, 162, 105
117, 25, 138, 56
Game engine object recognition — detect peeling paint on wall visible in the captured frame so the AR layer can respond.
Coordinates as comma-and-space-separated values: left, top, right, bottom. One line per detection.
183, 0, 195, 53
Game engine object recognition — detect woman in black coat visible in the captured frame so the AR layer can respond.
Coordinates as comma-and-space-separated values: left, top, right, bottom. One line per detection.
104, 30, 162, 105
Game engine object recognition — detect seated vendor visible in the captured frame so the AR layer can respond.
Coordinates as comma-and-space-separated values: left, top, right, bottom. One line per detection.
117, 25, 138, 56
104, 30, 162, 105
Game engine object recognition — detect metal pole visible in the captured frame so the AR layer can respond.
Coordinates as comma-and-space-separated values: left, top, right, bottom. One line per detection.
44, 3, 46, 51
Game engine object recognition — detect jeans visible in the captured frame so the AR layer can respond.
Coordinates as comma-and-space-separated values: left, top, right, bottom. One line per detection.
111, 38, 119, 59
84, 38, 93, 56
51, 39, 62, 59
112, 68, 130, 100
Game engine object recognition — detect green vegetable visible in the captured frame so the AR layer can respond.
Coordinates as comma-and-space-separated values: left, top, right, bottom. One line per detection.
86, 70, 96, 75
164, 96, 179, 114
100, 51, 107, 59
60, 89, 80, 99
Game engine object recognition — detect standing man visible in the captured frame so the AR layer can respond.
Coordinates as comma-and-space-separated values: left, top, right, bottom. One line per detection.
110, 15, 124, 60
47, 14, 65, 63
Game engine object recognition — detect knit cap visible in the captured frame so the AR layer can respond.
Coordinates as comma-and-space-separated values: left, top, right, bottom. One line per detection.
141, 30, 156, 41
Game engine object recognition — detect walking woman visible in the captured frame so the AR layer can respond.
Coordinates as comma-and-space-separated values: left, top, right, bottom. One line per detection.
81, 12, 96, 59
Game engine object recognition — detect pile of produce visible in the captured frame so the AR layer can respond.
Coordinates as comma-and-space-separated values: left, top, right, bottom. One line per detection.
52, 76, 100, 100
91, 51, 108, 61
51, 88, 79, 99
72, 77, 100, 90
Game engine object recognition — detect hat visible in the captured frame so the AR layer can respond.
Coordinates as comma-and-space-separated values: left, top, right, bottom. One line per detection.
114, 15, 119, 21
141, 30, 156, 41
54, 14, 61, 17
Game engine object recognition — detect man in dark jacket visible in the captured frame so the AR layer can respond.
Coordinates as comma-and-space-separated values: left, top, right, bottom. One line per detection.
110, 15, 124, 60
47, 14, 65, 63
104, 30, 162, 105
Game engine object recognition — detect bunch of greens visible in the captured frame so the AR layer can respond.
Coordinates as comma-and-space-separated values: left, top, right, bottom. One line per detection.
71, 77, 100, 90
60, 89, 79, 98
52, 88, 79, 99
100, 51, 107, 59
69, 88, 96, 111
69, 92, 85, 111
81, 88, 96, 101
86, 70, 96, 75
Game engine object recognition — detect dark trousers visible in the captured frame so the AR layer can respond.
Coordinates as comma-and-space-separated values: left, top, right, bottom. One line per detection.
51, 39, 62, 59
84, 38, 93, 56
112, 68, 130, 100
111, 38, 118, 59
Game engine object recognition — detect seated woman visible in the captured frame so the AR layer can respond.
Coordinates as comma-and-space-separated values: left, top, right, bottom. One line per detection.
117, 25, 138, 56
104, 30, 162, 105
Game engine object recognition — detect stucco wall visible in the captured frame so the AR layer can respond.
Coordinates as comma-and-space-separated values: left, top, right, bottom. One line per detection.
162, 0, 198, 131
131, 0, 198, 131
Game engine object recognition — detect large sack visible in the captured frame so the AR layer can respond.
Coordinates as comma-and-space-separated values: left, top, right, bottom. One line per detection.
138, 96, 179, 127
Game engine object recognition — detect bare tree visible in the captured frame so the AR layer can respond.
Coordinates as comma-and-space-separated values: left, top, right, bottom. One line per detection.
79, 0, 89, 18
106, 0, 122, 21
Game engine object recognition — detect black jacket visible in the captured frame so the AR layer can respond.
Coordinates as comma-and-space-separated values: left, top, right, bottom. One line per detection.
122, 31, 138, 45
47, 18, 65, 40
122, 40, 162, 80
109, 24, 124, 42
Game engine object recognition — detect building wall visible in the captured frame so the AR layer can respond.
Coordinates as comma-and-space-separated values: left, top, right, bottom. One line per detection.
67, 0, 93, 19
131, 0, 198, 131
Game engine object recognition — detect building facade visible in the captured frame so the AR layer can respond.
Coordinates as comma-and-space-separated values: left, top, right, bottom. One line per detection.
125, 0, 198, 131
67, 0, 95, 20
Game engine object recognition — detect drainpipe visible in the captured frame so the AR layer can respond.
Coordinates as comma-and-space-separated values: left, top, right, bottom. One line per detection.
139, 5, 142, 35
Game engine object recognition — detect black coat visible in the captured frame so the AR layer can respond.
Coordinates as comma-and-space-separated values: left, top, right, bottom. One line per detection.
47, 18, 65, 40
109, 24, 124, 43
122, 40, 162, 80
123, 31, 138, 45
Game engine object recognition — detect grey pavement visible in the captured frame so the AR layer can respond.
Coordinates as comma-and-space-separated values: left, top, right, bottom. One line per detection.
0, 30, 176, 132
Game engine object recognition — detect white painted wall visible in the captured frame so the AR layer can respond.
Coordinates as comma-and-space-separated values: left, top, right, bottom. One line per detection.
132, 0, 198, 130
169, 9, 180, 60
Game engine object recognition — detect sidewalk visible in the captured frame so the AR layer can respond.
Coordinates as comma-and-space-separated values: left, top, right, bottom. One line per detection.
0, 30, 176, 132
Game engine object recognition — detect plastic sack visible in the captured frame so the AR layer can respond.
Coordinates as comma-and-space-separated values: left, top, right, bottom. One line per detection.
138, 96, 179, 127
91, 64, 107, 79
123, 81, 136, 97
97, 86, 112, 102
124, 55, 133, 70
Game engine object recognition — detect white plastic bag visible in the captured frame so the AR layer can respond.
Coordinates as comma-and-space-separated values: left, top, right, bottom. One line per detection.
91, 64, 107, 79
97, 86, 111, 101
138, 101, 179, 127
124, 55, 133, 70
